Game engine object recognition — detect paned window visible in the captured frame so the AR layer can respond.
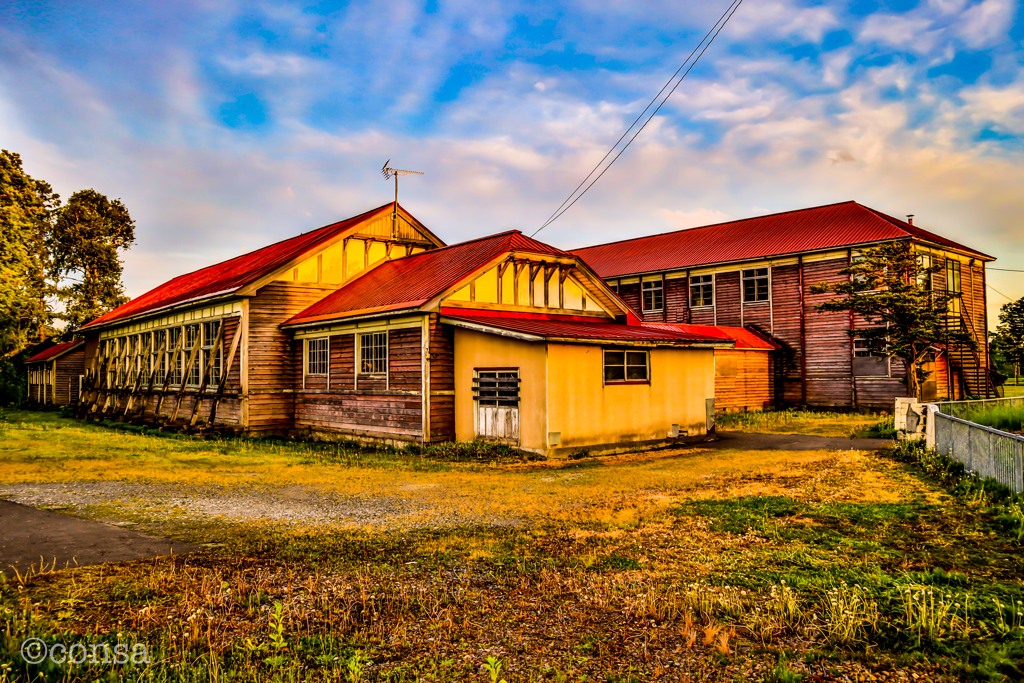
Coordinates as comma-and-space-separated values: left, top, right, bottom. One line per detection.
690, 274, 713, 307
945, 259, 961, 293
742, 268, 769, 302
604, 350, 649, 383
307, 338, 329, 376
153, 330, 167, 385
185, 324, 201, 385
359, 332, 387, 375
642, 280, 663, 312
853, 338, 888, 377
168, 327, 183, 386
202, 321, 221, 386
916, 253, 932, 290
127, 335, 139, 385
473, 370, 520, 407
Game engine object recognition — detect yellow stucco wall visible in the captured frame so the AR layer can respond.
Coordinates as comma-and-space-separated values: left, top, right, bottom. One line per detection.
453, 328, 548, 450
546, 344, 714, 447
453, 327, 716, 453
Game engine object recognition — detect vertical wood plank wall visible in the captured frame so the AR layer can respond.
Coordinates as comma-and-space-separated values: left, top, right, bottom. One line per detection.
428, 314, 456, 442
247, 282, 337, 434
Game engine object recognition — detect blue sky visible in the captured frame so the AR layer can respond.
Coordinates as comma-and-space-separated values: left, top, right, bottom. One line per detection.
1, 0, 1022, 324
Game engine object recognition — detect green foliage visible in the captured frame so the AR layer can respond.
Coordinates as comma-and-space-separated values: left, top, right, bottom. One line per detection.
991, 297, 1024, 384
0, 149, 60, 358
50, 188, 135, 332
962, 404, 1024, 433
765, 654, 803, 682
808, 241, 977, 400
413, 439, 533, 463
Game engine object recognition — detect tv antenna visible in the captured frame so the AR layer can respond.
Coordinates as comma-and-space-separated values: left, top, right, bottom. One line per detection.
382, 160, 423, 237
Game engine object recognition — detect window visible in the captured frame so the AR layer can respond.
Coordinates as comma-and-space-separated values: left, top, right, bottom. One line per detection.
202, 321, 221, 386
307, 338, 329, 376
473, 370, 520, 407
168, 327, 183, 386
853, 338, 888, 377
127, 335, 139, 385
153, 330, 166, 385
604, 349, 649, 383
945, 259, 961, 293
358, 332, 387, 375
916, 253, 932, 290
185, 324, 201, 385
742, 268, 769, 302
642, 280, 663, 312
690, 274, 713, 307
116, 337, 127, 385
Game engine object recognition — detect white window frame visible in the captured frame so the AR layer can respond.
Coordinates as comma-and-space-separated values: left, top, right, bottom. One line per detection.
689, 273, 714, 308
357, 331, 388, 377
641, 280, 664, 312
306, 337, 329, 377
742, 267, 770, 303
185, 324, 201, 386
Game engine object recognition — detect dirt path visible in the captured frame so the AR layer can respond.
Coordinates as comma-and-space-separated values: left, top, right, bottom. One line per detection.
0, 499, 199, 577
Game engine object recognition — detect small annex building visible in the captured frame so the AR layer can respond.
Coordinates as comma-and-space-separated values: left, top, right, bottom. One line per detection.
281, 230, 731, 456
25, 340, 85, 406
71, 204, 733, 455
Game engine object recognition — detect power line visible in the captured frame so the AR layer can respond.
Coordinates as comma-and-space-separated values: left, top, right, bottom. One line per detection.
988, 283, 1016, 302
988, 267, 1024, 272
532, 0, 743, 238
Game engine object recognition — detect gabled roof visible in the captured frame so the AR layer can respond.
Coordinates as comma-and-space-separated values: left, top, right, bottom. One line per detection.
570, 201, 994, 279
82, 203, 441, 330
26, 340, 84, 364
642, 324, 780, 350
441, 311, 730, 346
284, 231, 577, 327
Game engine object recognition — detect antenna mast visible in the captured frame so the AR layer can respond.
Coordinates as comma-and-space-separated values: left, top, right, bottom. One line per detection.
381, 160, 423, 238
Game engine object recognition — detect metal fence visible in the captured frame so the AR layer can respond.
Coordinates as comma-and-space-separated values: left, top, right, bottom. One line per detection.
931, 410, 1024, 494
935, 395, 1024, 419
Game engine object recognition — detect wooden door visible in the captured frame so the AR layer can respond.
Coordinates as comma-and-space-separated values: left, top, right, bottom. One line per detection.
473, 370, 520, 443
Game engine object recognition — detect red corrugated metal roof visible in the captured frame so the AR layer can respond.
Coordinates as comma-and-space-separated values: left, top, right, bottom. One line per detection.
442, 312, 728, 344
570, 201, 994, 279
82, 203, 422, 330
642, 323, 779, 350
25, 340, 84, 363
285, 231, 572, 326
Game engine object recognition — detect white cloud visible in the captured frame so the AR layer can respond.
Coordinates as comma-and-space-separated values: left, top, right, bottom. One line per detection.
727, 0, 839, 42
957, 0, 1015, 48
218, 51, 319, 77
959, 80, 1024, 134
659, 207, 730, 229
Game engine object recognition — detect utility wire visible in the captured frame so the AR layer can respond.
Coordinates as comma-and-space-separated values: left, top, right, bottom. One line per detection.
987, 283, 1016, 302
533, 0, 743, 237
988, 267, 1024, 272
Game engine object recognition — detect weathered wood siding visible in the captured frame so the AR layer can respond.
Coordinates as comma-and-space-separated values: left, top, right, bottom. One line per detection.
55, 350, 85, 405
295, 328, 424, 441
429, 315, 456, 442
714, 349, 774, 412
714, 271, 741, 327
769, 263, 803, 404
617, 282, 641, 316
803, 257, 853, 407
248, 282, 336, 434
666, 277, 688, 323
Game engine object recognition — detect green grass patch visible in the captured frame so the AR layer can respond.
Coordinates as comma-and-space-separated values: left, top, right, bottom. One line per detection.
716, 409, 890, 438
963, 404, 1024, 433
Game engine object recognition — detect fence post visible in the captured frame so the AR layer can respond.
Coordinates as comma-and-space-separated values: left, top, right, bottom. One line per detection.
1017, 440, 1023, 495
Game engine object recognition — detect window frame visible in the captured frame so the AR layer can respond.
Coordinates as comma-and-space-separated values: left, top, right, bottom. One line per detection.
357, 331, 388, 377
742, 267, 770, 303
641, 279, 664, 313
689, 273, 714, 308
306, 337, 329, 377
602, 348, 651, 385
852, 337, 890, 377
945, 259, 961, 293
185, 324, 201, 386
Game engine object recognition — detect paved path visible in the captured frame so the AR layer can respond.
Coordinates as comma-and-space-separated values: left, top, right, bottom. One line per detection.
708, 430, 893, 451
0, 500, 198, 577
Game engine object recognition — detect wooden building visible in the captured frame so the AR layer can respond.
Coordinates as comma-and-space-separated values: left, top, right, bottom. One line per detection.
75, 203, 445, 431
72, 204, 730, 454
281, 230, 730, 455
25, 341, 85, 406
571, 201, 995, 409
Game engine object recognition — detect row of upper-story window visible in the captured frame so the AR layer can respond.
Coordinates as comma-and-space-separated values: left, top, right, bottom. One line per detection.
617, 257, 967, 313
99, 320, 223, 388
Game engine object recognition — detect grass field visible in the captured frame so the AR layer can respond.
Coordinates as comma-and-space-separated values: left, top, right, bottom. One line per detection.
716, 409, 894, 438
1, 410, 1022, 682
1000, 381, 1024, 398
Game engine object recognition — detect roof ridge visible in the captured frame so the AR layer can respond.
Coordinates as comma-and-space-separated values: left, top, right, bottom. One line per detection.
379, 230, 522, 265
571, 200, 859, 252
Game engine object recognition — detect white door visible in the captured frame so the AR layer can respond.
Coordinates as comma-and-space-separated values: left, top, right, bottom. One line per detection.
473, 370, 520, 443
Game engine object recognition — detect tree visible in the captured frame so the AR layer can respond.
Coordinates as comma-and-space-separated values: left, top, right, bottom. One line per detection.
809, 240, 977, 400
50, 189, 136, 332
0, 150, 60, 357
992, 297, 1024, 385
